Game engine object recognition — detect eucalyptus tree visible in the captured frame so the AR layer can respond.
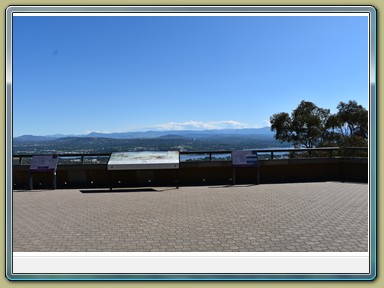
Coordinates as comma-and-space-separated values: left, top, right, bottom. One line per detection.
328, 100, 368, 147
270, 99, 368, 149
270, 100, 331, 148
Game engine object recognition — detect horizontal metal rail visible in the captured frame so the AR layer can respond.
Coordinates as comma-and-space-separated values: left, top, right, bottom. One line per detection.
12, 147, 368, 165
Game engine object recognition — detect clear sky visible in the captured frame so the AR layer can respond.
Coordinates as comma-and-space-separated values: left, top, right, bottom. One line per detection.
12, 14, 369, 136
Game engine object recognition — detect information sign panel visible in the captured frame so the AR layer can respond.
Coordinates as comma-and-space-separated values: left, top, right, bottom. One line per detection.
232, 150, 258, 167
108, 151, 180, 170
29, 155, 59, 172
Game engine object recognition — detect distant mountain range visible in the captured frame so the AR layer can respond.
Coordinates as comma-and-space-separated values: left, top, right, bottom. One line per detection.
13, 127, 288, 154
14, 127, 274, 142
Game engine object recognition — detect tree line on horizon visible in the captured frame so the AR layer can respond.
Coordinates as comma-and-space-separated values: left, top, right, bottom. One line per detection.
270, 100, 368, 149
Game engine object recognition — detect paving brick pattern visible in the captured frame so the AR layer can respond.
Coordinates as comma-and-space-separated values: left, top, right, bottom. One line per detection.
13, 182, 368, 252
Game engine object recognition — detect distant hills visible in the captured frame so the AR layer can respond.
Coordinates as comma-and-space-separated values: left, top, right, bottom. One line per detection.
14, 127, 274, 142
13, 127, 287, 154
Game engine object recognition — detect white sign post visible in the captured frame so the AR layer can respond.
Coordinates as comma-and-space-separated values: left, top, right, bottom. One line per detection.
107, 151, 180, 189
108, 151, 179, 170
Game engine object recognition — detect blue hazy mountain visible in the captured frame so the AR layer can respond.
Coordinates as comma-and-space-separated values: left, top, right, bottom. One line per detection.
13, 135, 61, 142
14, 127, 274, 142
13, 127, 289, 154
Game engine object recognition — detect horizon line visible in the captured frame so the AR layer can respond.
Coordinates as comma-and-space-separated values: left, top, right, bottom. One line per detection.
14, 126, 272, 138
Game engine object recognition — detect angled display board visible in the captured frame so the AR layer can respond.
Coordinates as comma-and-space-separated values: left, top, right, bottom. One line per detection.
107, 151, 180, 170
29, 155, 59, 190
232, 150, 258, 167
231, 150, 259, 185
29, 155, 59, 172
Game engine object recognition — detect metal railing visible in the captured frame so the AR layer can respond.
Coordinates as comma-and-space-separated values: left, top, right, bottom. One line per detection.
13, 153, 111, 165
12, 147, 368, 166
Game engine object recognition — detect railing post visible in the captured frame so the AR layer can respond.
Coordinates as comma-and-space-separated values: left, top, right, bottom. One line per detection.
271, 151, 274, 160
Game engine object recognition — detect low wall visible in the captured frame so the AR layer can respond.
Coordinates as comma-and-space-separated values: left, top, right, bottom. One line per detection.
12, 157, 368, 190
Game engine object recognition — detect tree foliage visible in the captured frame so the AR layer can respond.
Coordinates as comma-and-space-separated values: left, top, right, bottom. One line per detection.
270, 100, 368, 148
270, 101, 330, 148
328, 100, 368, 147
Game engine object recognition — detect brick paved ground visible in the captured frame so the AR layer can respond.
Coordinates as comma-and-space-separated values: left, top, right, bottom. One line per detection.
12, 182, 368, 252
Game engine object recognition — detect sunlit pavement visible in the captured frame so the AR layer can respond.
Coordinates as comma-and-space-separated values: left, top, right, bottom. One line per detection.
12, 182, 368, 252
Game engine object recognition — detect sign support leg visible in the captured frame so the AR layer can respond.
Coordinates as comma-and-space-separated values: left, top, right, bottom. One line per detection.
176, 169, 179, 189
29, 173, 33, 190
53, 172, 57, 190
256, 167, 260, 185
232, 167, 236, 185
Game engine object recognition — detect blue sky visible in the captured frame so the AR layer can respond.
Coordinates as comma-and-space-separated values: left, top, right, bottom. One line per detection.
12, 14, 369, 136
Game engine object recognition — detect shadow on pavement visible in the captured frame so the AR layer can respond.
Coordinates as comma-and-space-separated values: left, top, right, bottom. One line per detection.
80, 187, 178, 193
208, 184, 258, 188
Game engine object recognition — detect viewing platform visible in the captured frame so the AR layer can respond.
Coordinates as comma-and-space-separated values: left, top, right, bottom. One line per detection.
11, 147, 369, 253
13, 182, 368, 252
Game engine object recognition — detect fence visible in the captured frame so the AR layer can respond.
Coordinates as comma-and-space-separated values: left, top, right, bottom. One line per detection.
12, 147, 368, 166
